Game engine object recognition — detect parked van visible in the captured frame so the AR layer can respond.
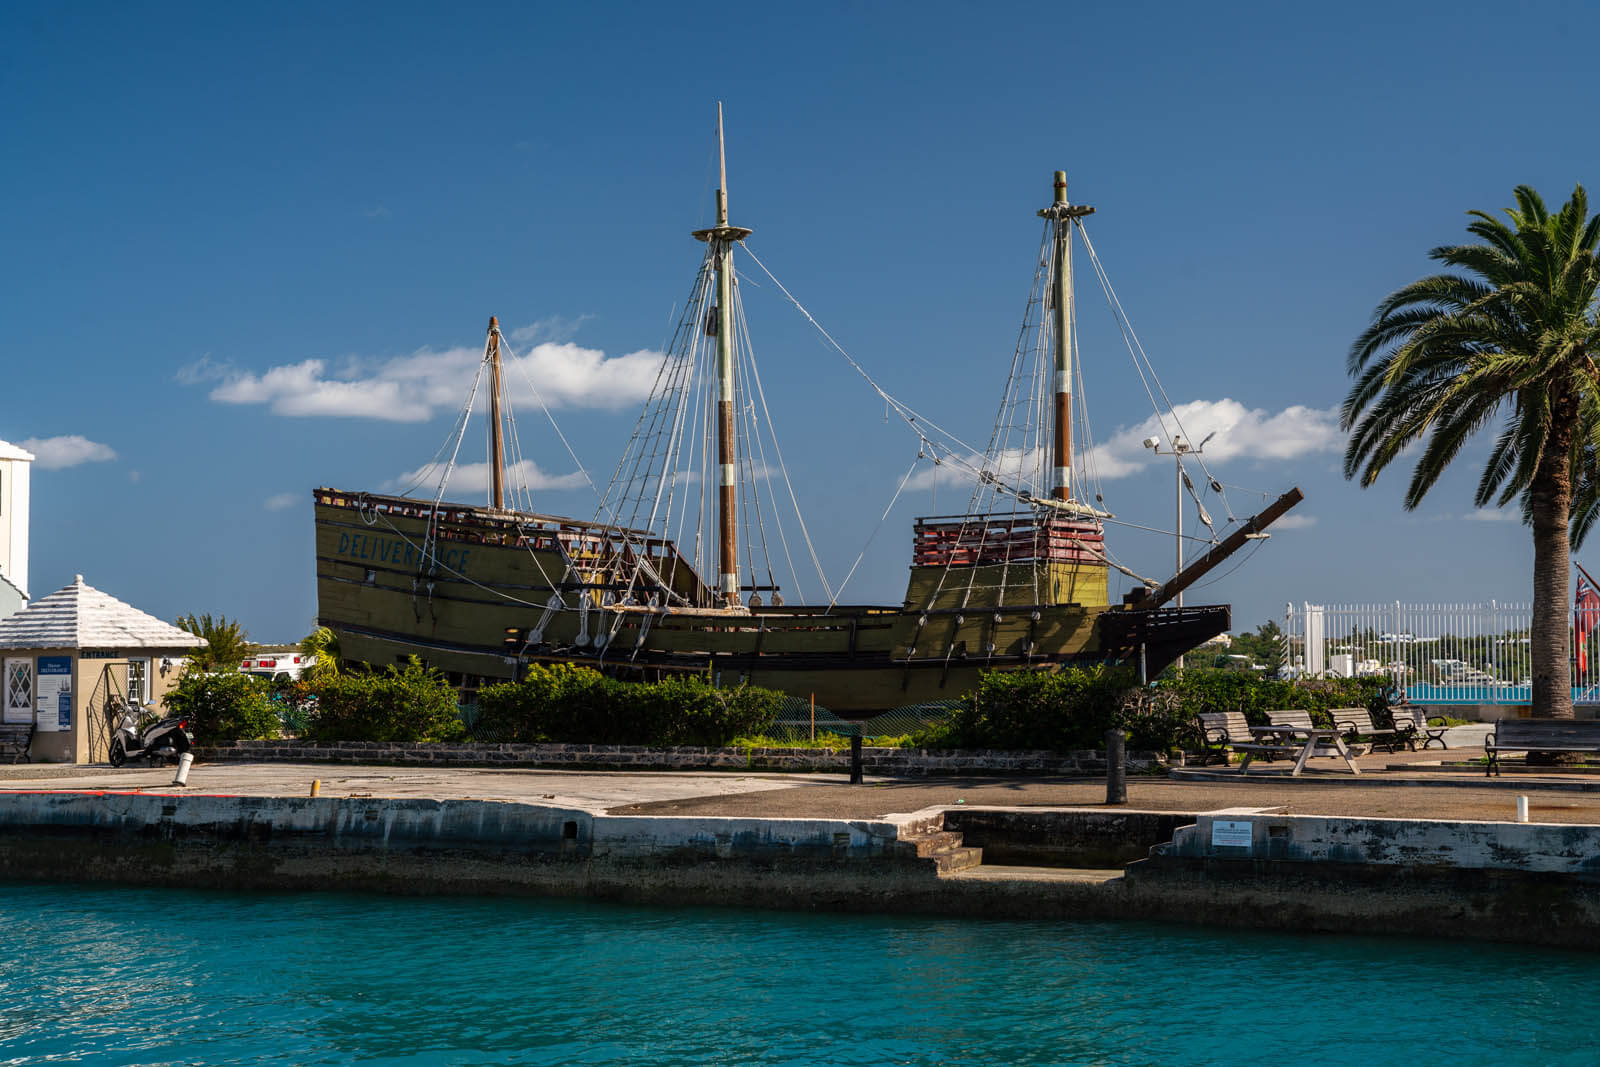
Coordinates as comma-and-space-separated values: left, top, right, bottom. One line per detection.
239, 652, 311, 684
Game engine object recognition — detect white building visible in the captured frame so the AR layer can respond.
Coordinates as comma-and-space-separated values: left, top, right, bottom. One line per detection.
0, 440, 32, 619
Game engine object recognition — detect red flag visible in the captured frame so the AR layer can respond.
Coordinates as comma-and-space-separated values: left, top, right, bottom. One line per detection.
1577, 574, 1600, 675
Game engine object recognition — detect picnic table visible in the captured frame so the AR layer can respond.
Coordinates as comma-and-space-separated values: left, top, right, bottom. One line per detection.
1239, 724, 1362, 777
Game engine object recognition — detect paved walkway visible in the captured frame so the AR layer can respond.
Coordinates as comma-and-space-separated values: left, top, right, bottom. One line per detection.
0, 763, 828, 815
0, 720, 1597, 825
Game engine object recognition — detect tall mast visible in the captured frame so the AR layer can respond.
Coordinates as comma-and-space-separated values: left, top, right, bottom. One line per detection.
487, 315, 506, 511
692, 103, 753, 607
1038, 172, 1094, 502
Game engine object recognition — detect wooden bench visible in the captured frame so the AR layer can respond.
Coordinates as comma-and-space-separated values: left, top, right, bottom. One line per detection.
1485, 719, 1600, 776
1388, 706, 1448, 750
1267, 709, 1317, 732
1265, 709, 1351, 761
1198, 711, 1302, 768
1197, 712, 1258, 765
1331, 706, 1402, 752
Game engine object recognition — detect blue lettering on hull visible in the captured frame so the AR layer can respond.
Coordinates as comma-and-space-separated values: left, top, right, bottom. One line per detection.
330, 533, 469, 578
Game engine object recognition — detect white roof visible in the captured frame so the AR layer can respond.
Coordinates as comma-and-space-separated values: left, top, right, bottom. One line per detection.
0, 575, 207, 651
0, 439, 35, 462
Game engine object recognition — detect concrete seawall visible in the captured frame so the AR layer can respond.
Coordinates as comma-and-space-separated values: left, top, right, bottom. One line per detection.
4, 792, 1600, 946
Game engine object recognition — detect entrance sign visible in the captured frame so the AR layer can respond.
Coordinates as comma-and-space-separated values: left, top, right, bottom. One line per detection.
36, 657, 70, 732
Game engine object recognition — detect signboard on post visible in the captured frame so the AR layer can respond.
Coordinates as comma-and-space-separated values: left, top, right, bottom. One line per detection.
36, 657, 70, 733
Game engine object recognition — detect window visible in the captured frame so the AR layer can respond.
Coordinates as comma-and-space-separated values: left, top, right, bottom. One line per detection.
127, 659, 148, 705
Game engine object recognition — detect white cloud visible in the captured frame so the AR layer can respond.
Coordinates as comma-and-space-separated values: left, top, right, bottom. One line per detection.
192, 327, 663, 422
1084, 399, 1342, 479
264, 493, 300, 511
385, 458, 590, 496
905, 399, 1341, 493
19, 435, 117, 470
1269, 513, 1318, 530
1464, 508, 1521, 523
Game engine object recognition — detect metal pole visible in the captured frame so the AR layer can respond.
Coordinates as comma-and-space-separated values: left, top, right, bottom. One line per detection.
850, 732, 863, 785
1174, 446, 1185, 670
1105, 728, 1127, 804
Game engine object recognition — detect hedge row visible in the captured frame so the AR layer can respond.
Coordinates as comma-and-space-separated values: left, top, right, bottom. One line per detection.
165, 658, 1393, 755
471, 664, 781, 746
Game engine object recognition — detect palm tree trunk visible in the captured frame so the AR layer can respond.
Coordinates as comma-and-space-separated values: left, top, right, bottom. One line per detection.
1529, 416, 1576, 721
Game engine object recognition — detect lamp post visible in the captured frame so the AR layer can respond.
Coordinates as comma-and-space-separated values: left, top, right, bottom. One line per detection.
1143, 432, 1211, 670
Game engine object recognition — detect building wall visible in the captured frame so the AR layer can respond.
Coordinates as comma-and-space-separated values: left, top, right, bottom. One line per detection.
23, 650, 186, 764
0, 457, 29, 599
0, 580, 23, 621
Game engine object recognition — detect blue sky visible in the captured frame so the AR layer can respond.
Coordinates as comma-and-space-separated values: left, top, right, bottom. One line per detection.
3, 0, 1596, 641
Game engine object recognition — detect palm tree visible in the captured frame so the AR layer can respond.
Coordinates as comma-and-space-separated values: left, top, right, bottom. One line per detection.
175, 613, 254, 674
1343, 184, 1600, 719
299, 625, 342, 681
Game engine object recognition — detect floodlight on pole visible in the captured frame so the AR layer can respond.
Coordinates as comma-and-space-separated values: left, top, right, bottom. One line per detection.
1144, 431, 1213, 670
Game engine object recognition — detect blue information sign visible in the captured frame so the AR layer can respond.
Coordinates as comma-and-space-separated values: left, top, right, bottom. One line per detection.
37, 657, 70, 732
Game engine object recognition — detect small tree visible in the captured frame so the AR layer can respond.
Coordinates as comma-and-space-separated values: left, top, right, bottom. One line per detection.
175, 613, 254, 673
305, 658, 464, 742
163, 671, 280, 743
298, 626, 341, 683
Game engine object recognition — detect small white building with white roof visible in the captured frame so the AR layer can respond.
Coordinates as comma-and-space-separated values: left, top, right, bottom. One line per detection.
0, 439, 32, 619
0, 576, 204, 763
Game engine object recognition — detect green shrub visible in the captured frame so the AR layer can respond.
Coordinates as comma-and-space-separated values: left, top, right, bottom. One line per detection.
163, 671, 280, 743
304, 658, 464, 742
1160, 669, 1388, 728
642, 675, 784, 746
1116, 685, 1198, 752
904, 667, 1389, 753
472, 665, 780, 746
933, 666, 1140, 751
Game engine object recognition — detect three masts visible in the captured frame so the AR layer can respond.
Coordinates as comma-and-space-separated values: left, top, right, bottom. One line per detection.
312, 124, 1301, 710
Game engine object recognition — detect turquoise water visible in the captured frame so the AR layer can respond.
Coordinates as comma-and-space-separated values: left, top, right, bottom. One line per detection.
2, 885, 1598, 1066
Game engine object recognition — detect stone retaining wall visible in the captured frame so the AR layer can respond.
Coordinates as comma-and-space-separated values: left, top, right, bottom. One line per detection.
195, 739, 1168, 777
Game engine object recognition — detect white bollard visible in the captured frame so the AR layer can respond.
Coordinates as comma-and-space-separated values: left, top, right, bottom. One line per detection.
173, 752, 194, 787
1516, 795, 1529, 823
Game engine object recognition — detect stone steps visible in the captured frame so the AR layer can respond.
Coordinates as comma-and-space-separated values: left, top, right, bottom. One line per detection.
900, 827, 983, 873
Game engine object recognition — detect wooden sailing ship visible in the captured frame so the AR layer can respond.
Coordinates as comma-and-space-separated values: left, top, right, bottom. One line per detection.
314, 120, 1300, 712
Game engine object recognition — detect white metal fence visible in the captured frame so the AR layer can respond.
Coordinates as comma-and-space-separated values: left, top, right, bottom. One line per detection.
1281, 601, 1600, 706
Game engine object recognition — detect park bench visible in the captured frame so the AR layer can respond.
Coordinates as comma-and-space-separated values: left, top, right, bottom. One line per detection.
1388, 706, 1449, 750
1266, 709, 1353, 760
1484, 719, 1600, 776
1198, 711, 1301, 768
1267, 709, 1317, 732
1331, 706, 1402, 753
1197, 712, 1255, 765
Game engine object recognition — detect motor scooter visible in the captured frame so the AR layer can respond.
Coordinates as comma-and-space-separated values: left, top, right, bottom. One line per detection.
108, 701, 193, 767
